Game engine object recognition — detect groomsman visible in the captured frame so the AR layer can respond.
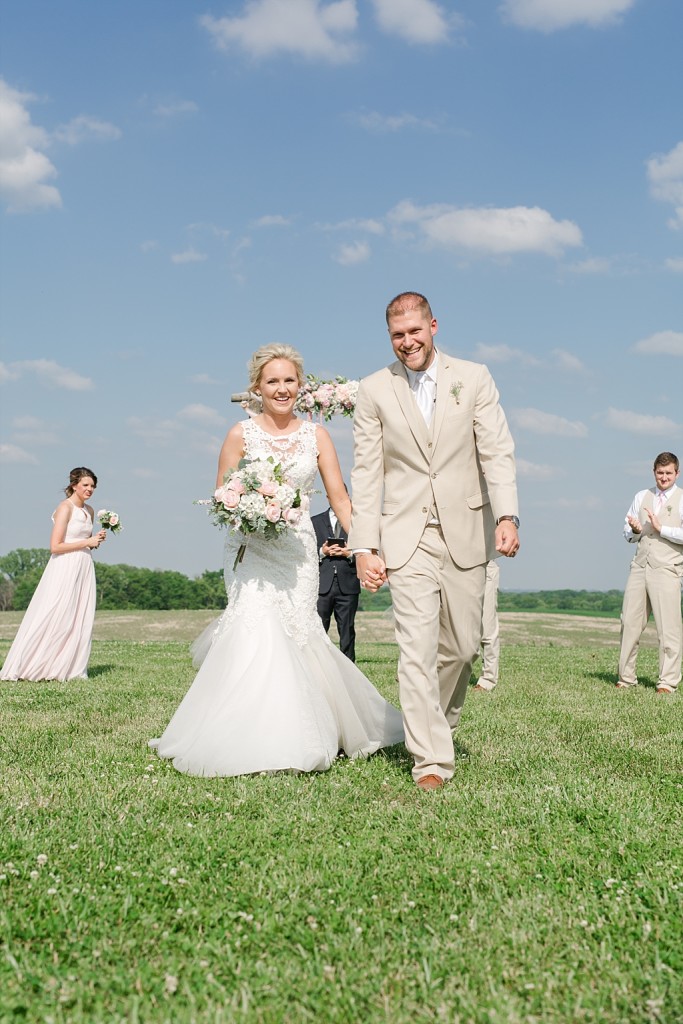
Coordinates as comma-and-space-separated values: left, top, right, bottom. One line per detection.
312, 506, 361, 662
349, 291, 519, 790
617, 451, 683, 695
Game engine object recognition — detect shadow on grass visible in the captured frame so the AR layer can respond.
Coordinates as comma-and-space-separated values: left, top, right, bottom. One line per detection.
88, 664, 117, 679
587, 669, 659, 690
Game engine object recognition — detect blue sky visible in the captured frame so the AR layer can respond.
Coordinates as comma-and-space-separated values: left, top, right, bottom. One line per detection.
1, 0, 681, 591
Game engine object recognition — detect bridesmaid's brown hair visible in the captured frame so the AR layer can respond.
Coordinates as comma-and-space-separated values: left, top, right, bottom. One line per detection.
65, 467, 98, 497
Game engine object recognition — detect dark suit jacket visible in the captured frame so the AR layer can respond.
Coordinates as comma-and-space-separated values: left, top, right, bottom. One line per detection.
311, 510, 361, 596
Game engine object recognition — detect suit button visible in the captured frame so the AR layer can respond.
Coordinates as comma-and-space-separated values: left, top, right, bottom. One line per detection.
422, 507, 428, 513
431, 472, 437, 478
427, 442, 432, 448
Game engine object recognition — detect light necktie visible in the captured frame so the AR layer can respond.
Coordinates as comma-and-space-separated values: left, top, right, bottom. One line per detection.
414, 373, 434, 426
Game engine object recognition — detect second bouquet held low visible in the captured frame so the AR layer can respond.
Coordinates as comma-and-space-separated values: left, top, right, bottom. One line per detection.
200, 455, 307, 570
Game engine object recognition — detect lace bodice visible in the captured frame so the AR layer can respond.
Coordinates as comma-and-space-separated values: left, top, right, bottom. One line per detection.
241, 418, 319, 493
216, 418, 325, 648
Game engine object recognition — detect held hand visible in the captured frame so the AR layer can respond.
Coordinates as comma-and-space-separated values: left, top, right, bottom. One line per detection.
356, 552, 387, 591
495, 522, 519, 558
645, 509, 662, 534
627, 515, 642, 534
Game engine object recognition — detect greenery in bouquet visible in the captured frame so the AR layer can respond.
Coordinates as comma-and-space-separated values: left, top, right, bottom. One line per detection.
96, 509, 123, 534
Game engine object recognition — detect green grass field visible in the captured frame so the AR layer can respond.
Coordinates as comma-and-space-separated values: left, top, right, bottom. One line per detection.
1, 612, 681, 1024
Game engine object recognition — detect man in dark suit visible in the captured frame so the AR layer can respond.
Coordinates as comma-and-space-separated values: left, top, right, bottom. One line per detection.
311, 506, 361, 662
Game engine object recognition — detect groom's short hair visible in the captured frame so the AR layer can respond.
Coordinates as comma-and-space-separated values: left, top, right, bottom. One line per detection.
385, 291, 433, 324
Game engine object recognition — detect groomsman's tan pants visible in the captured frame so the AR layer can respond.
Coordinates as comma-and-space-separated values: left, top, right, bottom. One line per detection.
477, 560, 500, 691
618, 562, 682, 692
388, 524, 486, 781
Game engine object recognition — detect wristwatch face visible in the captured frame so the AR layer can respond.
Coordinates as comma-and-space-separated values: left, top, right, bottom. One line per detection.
499, 515, 520, 529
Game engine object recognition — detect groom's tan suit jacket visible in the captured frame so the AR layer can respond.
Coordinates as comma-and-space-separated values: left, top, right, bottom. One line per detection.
348, 352, 518, 570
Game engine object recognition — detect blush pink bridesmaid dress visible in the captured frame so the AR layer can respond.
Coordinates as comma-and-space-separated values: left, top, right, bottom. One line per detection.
1, 504, 97, 681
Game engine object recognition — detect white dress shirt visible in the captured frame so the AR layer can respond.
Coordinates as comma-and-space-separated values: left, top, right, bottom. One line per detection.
624, 486, 683, 544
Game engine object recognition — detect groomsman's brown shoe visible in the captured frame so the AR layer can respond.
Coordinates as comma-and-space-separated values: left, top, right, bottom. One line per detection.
656, 687, 673, 695
416, 774, 444, 792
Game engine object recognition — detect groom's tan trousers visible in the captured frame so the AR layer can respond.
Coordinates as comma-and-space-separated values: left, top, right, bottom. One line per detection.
388, 523, 486, 781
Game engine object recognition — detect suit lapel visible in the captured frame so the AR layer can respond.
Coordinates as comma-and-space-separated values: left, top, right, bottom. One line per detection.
390, 362, 430, 456
431, 354, 451, 450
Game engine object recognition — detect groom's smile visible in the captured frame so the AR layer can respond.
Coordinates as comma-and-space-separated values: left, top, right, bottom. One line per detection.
388, 307, 438, 373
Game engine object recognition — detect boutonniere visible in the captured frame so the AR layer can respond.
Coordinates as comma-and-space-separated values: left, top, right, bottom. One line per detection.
666, 505, 672, 514
450, 381, 464, 404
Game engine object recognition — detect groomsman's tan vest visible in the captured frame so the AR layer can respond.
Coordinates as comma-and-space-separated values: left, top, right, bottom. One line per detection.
634, 486, 683, 572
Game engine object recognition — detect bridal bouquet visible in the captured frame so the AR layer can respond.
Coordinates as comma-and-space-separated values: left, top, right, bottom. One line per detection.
97, 509, 123, 534
200, 456, 306, 569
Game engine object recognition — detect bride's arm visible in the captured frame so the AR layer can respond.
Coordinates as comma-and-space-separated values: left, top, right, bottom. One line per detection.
216, 424, 245, 489
316, 426, 352, 534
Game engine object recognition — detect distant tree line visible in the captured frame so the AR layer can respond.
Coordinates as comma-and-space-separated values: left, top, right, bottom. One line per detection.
2, 548, 679, 617
0, 549, 225, 611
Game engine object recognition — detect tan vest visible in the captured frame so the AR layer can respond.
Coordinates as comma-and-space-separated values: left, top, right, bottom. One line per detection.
633, 486, 683, 572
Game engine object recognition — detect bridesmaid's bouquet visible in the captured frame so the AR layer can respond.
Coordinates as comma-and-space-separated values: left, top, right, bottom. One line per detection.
97, 509, 123, 534
199, 456, 306, 569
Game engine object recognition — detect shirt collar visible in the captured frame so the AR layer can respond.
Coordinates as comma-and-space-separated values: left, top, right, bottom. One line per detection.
405, 350, 439, 388
656, 486, 675, 499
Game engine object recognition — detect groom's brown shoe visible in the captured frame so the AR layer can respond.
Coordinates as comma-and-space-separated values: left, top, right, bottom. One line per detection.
416, 774, 444, 792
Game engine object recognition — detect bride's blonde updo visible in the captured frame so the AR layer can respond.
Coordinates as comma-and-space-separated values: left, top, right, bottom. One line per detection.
248, 344, 305, 393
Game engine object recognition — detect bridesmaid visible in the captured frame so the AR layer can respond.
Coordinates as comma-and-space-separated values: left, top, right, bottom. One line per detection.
0, 467, 107, 681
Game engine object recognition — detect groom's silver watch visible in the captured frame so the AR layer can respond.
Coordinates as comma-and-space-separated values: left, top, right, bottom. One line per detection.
497, 515, 520, 529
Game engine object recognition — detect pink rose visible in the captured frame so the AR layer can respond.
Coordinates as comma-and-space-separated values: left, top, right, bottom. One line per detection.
222, 489, 240, 509
286, 508, 302, 526
265, 502, 282, 523
259, 481, 277, 497
231, 477, 246, 495
109, 513, 119, 526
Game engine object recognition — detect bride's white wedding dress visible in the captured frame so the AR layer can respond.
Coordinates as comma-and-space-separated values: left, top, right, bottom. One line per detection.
150, 419, 404, 776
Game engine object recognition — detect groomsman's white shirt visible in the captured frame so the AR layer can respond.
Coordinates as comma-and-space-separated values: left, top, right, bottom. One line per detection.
624, 485, 683, 544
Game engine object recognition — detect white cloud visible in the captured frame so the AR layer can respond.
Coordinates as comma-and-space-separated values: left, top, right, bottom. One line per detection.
140, 240, 159, 253
470, 342, 540, 365
0, 362, 20, 382
334, 240, 370, 265
200, 0, 359, 63
553, 349, 588, 373
370, 0, 458, 44
12, 360, 93, 390
253, 214, 292, 228
319, 216, 385, 234
52, 115, 122, 145
191, 373, 221, 385
171, 248, 208, 264
500, 0, 635, 32
647, 140, 683, 230
569, 257, 611, 274
388, 200, 582, 256
13, 421, 59, 446
665, 257, 683, 273
606, 407, 681, 436
0, 78, 61, 212
177, 404, 227, 428
352, 110, 442, 132
511, 407, 588, 437
632, 330, 683, 357
0, 443, 38, 464
153, 100, 199, 118
516, 458, 561, 480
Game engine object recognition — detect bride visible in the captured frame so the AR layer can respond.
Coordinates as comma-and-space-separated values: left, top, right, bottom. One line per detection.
150, 343, 404, 776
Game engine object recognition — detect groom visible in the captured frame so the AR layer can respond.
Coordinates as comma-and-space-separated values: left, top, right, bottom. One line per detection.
348, 292, 519, 791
